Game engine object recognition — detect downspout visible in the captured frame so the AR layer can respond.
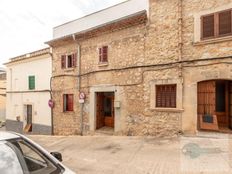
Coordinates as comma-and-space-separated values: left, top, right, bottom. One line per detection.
178, 0, 184, 134
49, 76, 54, 135
178, 0, 183, 68
72, 34, 83, 135
49, 48, 54, 135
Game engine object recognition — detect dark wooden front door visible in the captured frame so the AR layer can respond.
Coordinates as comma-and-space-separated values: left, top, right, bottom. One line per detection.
24, 105, 32, 132
198, 80, 231, 130
96, 92, 114, 129
215, 81, 229, 128
198, 81, 216, 117
96, 93, 104, 129
103, 94, 114, 128
27, 105, 32, 125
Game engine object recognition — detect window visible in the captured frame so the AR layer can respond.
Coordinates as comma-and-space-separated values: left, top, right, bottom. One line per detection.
63, 94, 74, 112
201, 9, 232, 39
28, 76, 35, 90
0, 143, 24, 174
99, 46, 108, 63
7, 139, 62, 174
61, 53, 77, 69
156, 84, 176, 108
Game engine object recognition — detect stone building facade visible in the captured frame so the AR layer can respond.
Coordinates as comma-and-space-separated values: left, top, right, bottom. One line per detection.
47, 0, 232, 136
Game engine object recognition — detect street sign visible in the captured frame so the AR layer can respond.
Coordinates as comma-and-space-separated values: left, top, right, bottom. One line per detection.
79, 99, 85, 104
79, 92, 86, 99
48, 99, 54, 108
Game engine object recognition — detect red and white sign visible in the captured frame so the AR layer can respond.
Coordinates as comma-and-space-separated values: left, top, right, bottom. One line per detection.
48, 99, 54, 108
79, 92, 86, 99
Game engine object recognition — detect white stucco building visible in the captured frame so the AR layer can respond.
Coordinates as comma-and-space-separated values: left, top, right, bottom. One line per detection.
0, 68, 6, 122
5, 48, 52, 134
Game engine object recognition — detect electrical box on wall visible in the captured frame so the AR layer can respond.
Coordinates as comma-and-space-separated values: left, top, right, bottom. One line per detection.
114, 101, 121, 108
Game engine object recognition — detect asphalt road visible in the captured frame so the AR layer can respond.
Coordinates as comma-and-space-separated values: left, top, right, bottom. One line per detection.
29, 132, 232, 174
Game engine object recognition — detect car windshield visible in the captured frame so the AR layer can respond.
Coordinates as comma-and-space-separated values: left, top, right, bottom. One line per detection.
0, 142, 23, 174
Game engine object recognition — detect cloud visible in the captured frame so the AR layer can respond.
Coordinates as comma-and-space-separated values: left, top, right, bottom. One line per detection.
0, 0, 126, 66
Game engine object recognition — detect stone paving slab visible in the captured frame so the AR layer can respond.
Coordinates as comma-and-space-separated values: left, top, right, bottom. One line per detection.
28, 133, 232, 174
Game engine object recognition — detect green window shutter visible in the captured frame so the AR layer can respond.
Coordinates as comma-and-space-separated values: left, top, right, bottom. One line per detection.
28, 76, 35, 90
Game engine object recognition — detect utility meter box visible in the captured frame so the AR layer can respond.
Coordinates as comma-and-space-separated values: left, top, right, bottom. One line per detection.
114, 101, 121, 108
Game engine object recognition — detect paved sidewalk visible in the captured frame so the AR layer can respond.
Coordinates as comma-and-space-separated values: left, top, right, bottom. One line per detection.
29, 133, 232, 174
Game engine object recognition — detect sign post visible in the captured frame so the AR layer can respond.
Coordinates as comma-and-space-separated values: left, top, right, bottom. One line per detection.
79, 92, 85, 135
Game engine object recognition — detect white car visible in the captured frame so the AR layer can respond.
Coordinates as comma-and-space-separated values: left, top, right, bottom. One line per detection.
0, 131, 75, 174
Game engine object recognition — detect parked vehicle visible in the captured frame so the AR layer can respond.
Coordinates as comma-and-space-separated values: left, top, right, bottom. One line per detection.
0, 131, 75, 174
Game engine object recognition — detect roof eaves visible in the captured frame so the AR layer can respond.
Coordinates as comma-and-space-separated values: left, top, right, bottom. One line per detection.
46, 10, 147, 45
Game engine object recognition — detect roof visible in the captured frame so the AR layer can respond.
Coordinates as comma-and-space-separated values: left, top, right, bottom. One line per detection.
51, 0, 149, 41
47, 10, 147, 45
0, 132, 20, 141
4, 47, 51, 66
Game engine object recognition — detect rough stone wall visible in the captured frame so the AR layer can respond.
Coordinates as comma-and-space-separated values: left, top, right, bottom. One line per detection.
182, 0, 232, 60
51, 0, 188, 136
146, 0, 180, 64
181, 0, 232, 133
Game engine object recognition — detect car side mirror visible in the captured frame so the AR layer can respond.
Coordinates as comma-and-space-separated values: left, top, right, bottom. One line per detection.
50, 152, 63, 162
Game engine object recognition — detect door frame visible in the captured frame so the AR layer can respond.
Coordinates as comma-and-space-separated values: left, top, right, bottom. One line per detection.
197, 80, 231, 131
96, 92, 115, 129
23, 103, 34, 131
89, 85, 121, 133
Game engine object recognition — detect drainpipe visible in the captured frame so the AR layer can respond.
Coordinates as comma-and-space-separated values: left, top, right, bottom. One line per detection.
49, 48, 54, 135
72, 34, 83, 135
178, 0, 184, 134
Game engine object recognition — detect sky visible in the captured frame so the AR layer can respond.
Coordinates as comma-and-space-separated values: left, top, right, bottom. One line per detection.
0, 0, 125, 67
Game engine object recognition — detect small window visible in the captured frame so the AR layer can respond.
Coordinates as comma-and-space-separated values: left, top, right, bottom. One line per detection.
61, 53, 77, 69
219, 10, 232, 36
99, 46, 108, 63
202, 14, 215, 39
63, 94, 74, 112
201, 9, 232, 39
156, 84, 176, 108
28, 76, 35, 90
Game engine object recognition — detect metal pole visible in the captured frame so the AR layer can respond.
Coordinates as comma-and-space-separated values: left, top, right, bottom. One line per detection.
80, 103, 84, 136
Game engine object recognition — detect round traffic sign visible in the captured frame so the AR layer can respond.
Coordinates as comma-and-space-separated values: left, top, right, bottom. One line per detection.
79, 92, 86, 99
48, 99, 54, 108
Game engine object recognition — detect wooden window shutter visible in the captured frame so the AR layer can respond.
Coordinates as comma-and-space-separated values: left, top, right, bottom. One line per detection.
61, 55, 66, 69
156, 86, 162, 107
102, 46, 108, 62
99, 47, 102, 62
72, 53, 77, 67
156, 84, 176, 108
202, 14, 215, 39
68, 94, 74, 111
219, 10, 232, 36
28, 76, 35, 90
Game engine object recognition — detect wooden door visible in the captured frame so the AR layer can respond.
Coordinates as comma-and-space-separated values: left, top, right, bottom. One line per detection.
24, 105, 32, 132
215, 81, 229, 127
27, 105, 32, 125
198, 81, 216, 116
96, 93, 104, 129
104, 95, 114, 128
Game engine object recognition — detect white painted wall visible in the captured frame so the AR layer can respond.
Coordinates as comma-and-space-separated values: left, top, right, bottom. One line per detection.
0, 75, 6, 121
6, 55, 52, 126
53, 0, 149, 39
6, 93, 51, 126
6, 57, 51, 91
